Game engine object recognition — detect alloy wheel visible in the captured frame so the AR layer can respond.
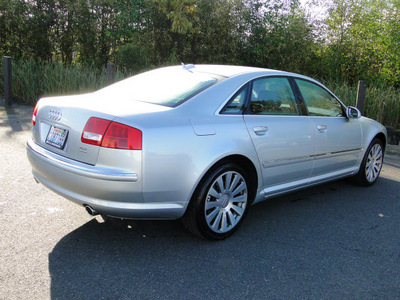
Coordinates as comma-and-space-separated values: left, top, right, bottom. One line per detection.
204, 171, 248, 233
365, 143, 383, 182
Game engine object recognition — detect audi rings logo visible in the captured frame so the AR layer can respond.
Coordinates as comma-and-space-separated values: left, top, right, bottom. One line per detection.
48, 109, 62, 121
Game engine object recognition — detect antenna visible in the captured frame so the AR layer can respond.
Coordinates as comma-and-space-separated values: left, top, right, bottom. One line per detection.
181, 63, 195, 71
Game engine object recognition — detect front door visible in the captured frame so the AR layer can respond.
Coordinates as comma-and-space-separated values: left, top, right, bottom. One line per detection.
243, 77, 316, 195
294, 79, 362, 178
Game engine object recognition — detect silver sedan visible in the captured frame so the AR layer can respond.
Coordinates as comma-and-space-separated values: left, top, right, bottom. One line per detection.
27, 65, 386, 240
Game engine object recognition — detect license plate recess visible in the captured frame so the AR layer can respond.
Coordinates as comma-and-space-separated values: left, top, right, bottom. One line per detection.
45, 126, 69, 149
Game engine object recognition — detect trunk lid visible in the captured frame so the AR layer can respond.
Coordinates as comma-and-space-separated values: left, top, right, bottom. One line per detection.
32, 92, 170, 165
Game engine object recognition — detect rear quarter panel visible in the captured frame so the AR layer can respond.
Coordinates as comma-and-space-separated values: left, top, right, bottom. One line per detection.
117, 112, 260, 214
112, 75, 264, 213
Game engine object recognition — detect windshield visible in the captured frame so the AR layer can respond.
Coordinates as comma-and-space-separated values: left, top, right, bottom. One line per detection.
97, 67, 222, 107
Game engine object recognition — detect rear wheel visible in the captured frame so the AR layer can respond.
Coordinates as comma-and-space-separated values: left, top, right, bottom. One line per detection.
354, 138, 384, 186
182, 163, 251, 240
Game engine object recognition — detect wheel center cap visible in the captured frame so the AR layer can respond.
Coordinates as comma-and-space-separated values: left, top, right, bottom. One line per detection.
220, 194, 230, 208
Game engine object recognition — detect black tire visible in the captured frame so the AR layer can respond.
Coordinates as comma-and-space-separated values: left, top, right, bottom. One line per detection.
182, 163, 252, 240
353, 138, 384, 186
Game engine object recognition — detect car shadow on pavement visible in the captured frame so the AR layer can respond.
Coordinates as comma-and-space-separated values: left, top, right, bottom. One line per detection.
48, 177, 400, 299
0, 106, 33, 134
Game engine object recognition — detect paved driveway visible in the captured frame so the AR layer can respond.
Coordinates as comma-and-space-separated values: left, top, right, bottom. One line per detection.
1, 106, 399, 299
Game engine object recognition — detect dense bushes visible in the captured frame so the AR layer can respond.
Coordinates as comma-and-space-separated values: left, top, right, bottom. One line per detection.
0, 59, 124, 104
0, 59, 398, 128
0, 0, 399, 126
2, 0, 399, 85
324, 79, 400, 128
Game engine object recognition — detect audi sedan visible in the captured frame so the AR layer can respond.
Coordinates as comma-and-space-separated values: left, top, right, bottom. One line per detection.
27, 64, 386, 240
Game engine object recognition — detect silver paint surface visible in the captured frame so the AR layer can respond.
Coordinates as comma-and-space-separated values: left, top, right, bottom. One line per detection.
27, 65, 387, 219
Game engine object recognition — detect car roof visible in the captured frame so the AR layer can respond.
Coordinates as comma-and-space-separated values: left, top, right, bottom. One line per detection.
181, 64, 290, 78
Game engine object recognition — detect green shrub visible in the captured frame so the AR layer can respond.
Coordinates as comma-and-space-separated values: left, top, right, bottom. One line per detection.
1, 60, 399, 128
3, 59, 126, 105
324, 79, 400, 128
116, 43, 149, 74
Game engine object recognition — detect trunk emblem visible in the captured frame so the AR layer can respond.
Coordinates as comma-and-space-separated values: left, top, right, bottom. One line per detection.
79, 146, 88, 153
49, 109, 62, 121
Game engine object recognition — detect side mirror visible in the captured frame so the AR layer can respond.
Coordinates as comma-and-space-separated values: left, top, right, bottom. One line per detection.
346, 106, 361, 119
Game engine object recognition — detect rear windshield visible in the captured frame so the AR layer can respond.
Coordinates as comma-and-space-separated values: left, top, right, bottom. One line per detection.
97, 67, 222, 107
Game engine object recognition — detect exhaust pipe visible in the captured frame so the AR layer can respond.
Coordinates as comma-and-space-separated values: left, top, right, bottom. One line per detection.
85, 205, 99, 216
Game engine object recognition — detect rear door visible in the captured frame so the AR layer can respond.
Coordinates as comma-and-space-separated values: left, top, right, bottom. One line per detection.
294, 79, 362, 178
241, 77, 316, 193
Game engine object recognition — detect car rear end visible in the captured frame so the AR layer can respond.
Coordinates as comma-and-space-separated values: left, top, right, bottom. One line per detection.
27, 93, 185, 219
27, 65, 234, 220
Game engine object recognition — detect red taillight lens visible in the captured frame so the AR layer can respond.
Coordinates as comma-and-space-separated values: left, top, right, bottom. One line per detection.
32, 104, 39, 126
102, 122, 142, 150
81, 117, 142, 150
81, 118, 111, 146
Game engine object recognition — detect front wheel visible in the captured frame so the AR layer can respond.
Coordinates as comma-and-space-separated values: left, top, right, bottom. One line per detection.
182, 163, 251, 240
354, 138, 384, 186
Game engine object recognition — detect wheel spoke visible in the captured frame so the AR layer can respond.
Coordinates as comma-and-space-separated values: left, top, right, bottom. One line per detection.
231, 204, 244, 216
205, 200, 218, 211
367, 166, 373, 181
225, 172, 232, 192
211, 210, 223, 231
228, 174, 240, 193
208, 187, 220, 199
227, 210, 238, 227
206, 207, 219, 223
233, 194, 246, 204
232, 182, 246, 197
369, 169, 374, 181
373, 168, 378, 179
217, 177, 225, 192
220, 212, 228, 232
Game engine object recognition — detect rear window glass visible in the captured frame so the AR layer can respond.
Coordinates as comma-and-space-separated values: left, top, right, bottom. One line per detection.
97, 68, 222, 107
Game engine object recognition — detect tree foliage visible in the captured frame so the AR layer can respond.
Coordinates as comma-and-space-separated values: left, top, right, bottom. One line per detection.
320, 0, 400, 85
0, 0, 399, 86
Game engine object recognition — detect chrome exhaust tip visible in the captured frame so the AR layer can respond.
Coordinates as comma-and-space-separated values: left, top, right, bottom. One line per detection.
85, 205, 99, 216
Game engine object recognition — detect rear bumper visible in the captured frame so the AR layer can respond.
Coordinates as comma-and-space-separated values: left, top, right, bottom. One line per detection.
26, 139, 185, 219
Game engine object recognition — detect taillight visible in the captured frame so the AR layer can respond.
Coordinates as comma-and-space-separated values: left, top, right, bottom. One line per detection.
102, 122, 142, 150
32, 104, 39, 126
81, 118, 111, 146
81, 117, 142, 150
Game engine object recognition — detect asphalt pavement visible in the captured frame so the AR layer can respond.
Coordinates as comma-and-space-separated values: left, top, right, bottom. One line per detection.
0, 105, 399, 299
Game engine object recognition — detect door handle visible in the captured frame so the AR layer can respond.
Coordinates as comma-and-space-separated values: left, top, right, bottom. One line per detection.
317, 125, 328, 133
253, 126, 268, 135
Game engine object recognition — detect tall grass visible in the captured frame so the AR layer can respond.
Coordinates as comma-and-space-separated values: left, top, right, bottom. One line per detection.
322, 79, 400, 128
0, 60, 399, 128
0, 59, 126, 105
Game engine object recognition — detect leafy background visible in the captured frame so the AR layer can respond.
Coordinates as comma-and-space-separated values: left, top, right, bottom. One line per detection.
0, 0, 399, 126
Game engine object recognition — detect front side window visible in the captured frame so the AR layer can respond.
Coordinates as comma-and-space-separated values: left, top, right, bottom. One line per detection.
249, 77, 300, 115
295, 79, 344, 117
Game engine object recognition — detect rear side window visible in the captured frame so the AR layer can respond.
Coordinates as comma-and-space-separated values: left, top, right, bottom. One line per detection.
295, 79, 344, 117
221, 85, 248, 114
249, 77, 300, 115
